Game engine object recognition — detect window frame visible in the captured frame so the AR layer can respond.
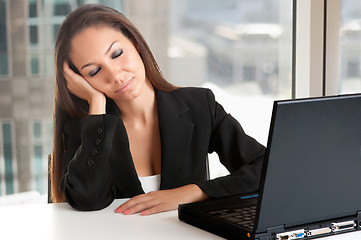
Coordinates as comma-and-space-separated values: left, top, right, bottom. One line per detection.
294, 0, 341, 97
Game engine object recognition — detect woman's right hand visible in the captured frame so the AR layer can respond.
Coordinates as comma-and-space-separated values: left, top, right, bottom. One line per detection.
63, 61, 106, 115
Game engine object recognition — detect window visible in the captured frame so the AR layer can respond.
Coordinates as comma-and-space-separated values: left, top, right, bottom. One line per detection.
166, 0, 292, 176
0, 0, 294, 198
31, 120, 52, 195
29, 0, 37, 18
29, 25, 39, 45
0, 0, 8, 76
0, 121, 16, 195
52, 24, 61, 42
339, 0, 361, 94
53, 3, 71, 16
169, 0, 292, 142
30, 56, 39, 74
0, 0, 125, 199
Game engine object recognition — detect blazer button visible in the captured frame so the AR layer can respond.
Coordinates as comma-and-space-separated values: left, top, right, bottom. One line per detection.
91, 149, 98, 155
95, 138, 101, 145
97, 127, 103, 134
87, 159, 95, 167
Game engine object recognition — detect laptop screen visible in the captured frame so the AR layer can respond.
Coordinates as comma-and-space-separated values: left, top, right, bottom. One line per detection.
256, 94, 361, 232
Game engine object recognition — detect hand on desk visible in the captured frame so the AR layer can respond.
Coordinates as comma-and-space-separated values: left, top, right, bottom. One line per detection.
116, 184, 209, 216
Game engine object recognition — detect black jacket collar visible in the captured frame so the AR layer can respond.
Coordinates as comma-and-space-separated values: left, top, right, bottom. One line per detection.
105, 89, 195, 189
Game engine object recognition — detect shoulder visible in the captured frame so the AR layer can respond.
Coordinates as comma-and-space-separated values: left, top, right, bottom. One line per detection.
172, 87, 213, 96
156, 87, 219, 118
166, 87, 216, 105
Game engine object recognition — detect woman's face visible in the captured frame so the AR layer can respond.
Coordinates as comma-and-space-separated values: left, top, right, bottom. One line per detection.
69, 26, 146, 101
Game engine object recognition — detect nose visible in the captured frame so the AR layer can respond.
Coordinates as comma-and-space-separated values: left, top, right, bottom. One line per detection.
104, 63, 124, 84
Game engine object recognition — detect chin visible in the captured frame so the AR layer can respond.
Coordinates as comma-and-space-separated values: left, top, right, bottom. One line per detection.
113, 88, 141, 102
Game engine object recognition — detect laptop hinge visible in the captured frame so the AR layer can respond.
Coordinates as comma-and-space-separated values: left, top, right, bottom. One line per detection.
256, 225, 285, 240
356, 211, 361, 228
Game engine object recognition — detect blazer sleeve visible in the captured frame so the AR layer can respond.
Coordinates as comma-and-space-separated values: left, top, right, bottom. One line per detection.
196, 89, 265, 197
60, 114, 124, 211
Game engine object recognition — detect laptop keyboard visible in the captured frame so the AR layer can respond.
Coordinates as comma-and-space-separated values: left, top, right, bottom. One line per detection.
208, 205, 257, 229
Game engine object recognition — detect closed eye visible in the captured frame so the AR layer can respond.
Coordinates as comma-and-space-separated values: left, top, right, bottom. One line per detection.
111, 49, 123, 59
89, 67, 101, 77
87, 49, 122, 77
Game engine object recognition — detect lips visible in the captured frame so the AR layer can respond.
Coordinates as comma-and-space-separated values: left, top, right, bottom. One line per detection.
115, 76, 134, 93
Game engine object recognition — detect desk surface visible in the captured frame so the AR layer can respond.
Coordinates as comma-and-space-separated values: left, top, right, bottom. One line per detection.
0, 199, 360, 240
0, 199, 223, 240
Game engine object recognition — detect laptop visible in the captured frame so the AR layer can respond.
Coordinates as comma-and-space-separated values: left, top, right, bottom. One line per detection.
179, 93, 361, 240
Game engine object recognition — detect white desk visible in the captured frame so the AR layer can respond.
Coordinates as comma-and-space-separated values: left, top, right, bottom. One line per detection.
0, 199, 223, 240
0, 199, 360, 240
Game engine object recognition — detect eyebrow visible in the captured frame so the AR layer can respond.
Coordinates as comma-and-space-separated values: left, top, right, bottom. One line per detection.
81, 41, 118, 70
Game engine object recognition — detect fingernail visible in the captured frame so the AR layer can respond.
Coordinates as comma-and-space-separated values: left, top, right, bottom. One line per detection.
124, 210, 130, 215
116, 207, 122, 213
141, 211, 147, 216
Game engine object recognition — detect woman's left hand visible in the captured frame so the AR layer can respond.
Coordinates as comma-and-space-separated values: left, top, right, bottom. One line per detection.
116, 184, 209, 216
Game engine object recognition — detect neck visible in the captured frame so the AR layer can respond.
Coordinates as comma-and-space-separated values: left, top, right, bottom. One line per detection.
114, 80, 157, 127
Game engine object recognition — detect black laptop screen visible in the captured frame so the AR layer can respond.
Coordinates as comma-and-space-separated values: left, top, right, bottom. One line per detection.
256, 94, 361, 232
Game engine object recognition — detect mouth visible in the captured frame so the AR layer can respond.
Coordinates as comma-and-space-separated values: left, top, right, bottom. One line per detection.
115, 77, 134, 93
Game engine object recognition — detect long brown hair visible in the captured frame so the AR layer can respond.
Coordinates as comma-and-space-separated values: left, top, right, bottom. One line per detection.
52, 4, 177, 203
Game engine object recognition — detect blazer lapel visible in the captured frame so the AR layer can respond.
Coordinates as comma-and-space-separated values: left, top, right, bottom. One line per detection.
156, 90, 195, 189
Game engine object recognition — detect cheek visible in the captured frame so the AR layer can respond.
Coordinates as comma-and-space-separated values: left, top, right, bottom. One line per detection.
86, 78, 107, 92
123, 52, 146, 75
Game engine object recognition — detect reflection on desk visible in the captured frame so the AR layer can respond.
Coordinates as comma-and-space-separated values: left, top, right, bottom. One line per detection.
0, 199, 361, 240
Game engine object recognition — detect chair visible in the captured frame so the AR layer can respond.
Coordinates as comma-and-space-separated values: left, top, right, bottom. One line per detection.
48, 154, 52, 203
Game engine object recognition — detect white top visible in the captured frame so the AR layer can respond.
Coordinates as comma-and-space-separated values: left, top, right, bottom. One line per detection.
138, 174, 161, 193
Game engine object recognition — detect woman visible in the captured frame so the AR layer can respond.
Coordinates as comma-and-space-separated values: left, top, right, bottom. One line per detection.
52, 4, 265, 215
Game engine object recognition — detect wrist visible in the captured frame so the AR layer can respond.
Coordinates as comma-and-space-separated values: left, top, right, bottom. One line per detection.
187, 184, 209, 202
88, 94, 106, 115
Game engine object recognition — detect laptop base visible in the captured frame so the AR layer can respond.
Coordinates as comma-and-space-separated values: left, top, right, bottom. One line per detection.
180, 198, 361, 240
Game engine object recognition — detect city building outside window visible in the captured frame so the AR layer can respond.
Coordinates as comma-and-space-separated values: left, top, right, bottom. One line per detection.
0, 0, 297, 201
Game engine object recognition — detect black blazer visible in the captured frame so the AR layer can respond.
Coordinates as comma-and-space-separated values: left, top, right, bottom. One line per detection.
60, 87, 265, 211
